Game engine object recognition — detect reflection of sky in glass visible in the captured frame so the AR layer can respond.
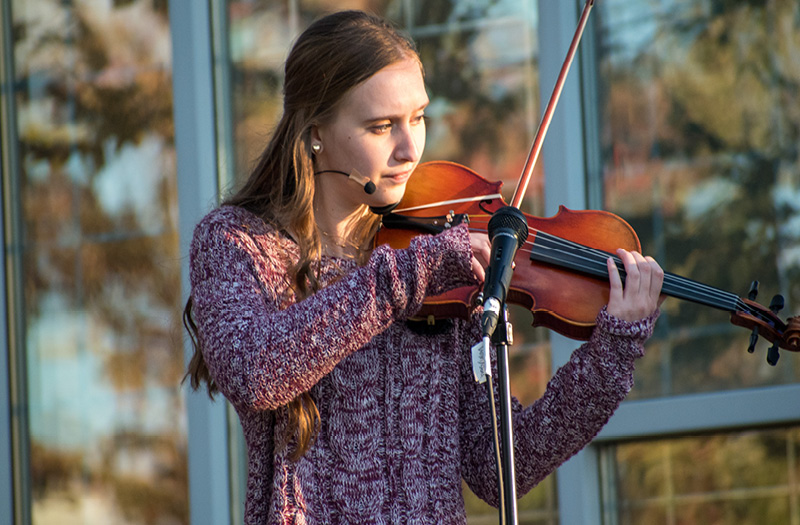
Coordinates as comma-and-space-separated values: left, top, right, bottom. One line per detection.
682, 177, 739, 221
599, 0, 656, 58
469, 17, 536, 69
229, 7, 295, 67
27, 291, 184, 450
447, 0, 535, 22
598, 0, 704, 65
774, 184, 800, 268
93, 135, 170, 234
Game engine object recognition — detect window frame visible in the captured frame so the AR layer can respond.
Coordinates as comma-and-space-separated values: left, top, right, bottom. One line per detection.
171, 2, 235, 524
1, 0, 29, 523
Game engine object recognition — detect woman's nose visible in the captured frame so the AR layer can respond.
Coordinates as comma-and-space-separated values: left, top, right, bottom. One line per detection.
394, 124, 424, 163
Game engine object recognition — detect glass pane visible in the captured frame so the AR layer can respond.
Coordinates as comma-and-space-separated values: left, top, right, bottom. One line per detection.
594, 0, 800, 399
10, 0, 187, 522
226, 0, 293, 187
464, 475, 558, 525
601, 427, 800, 525
410, 1, 541, 214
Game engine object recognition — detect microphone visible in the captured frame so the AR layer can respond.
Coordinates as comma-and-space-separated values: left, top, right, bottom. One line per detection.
480, 206, 529, 337
315, 169, 376, 194
348, 169, 376, 194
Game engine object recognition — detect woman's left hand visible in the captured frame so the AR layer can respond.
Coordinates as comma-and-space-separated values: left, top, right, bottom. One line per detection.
606, 248, 665, 322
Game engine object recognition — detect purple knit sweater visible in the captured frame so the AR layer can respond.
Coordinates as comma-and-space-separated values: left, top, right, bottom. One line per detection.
189, 205, 657, 525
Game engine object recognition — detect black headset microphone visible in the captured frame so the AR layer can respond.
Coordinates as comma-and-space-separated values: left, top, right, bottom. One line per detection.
315, 169, 403, 215
315, 169, 376, 194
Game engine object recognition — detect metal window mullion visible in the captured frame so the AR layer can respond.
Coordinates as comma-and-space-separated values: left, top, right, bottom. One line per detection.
595, 385, 800, 442
169, 2, 232, 524
0, 0, 30, 523
537, 0, 599, 523
207, 1, 250, 520
210, 0, 236, 198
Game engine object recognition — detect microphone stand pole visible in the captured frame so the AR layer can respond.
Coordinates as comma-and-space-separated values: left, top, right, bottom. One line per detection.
493, 304, 518, 524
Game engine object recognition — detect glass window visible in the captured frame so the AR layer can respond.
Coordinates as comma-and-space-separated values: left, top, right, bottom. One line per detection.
8, 0, 186, 522
408, 0, 542, 212
600, 427, 800, 525
593, 0, 800, 399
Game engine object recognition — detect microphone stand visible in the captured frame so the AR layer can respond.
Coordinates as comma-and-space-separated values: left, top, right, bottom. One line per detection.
492, 303, 518, 524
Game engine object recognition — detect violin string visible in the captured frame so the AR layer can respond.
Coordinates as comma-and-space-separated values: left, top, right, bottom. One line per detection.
463, 214, 765, 319
532, 234, 763, 319
432, 213, 771, 325
466, 224, 764, 321
528, 230, 750, 312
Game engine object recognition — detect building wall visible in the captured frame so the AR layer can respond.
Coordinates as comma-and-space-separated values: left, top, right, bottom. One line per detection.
2, 1, 799, 524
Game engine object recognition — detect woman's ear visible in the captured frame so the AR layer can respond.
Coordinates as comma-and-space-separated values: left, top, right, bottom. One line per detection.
309, 125, 324, 156
309, 124, 322, 145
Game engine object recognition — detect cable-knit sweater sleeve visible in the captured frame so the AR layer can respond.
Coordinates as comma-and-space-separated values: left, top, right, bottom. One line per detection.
189, 206, 476, 413
458, 305, 659, 505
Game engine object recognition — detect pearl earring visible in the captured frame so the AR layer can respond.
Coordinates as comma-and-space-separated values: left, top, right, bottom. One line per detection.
312, 143, 322, 154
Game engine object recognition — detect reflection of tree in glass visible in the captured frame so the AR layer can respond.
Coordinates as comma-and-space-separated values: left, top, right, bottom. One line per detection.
412, 1, 541, 203
607, 427, 800, 524
599, 0, 800, 394
16, 2, 186, 523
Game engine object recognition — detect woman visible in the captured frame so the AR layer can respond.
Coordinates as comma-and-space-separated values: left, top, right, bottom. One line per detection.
184, 10, 664, 524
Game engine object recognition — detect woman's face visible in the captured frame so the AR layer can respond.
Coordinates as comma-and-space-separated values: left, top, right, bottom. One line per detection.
312, 57, 429, 210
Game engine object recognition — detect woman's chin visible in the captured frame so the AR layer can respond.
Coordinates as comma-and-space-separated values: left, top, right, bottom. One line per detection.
367, 188, 406, 210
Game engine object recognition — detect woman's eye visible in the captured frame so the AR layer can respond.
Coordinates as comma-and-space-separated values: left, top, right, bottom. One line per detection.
372, 123, 392, 134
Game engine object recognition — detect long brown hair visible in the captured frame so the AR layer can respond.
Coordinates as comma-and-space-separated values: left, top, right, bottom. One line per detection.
184, 10, 421, 460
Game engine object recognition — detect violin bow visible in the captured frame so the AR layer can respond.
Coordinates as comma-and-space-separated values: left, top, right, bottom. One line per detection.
510, 0, 595, 209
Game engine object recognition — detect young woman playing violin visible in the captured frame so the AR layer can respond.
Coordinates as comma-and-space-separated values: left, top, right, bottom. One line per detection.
183, 10, 664, 525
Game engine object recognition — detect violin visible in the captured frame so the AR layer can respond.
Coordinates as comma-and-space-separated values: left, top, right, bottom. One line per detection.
374, 160, 800, 363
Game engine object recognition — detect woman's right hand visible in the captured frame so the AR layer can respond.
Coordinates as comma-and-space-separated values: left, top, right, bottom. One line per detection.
469, 231, 491, 283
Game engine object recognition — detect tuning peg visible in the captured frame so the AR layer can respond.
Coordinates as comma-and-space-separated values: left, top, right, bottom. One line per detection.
764, 295, 786, 365
770, 294, 785, 314
767, 342, 780, 366
748, 281, 759, 301
746, 280, 761, 353
748, 328, 759, 353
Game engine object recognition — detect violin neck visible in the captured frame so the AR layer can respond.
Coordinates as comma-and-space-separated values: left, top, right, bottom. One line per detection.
528, 236, 741, 313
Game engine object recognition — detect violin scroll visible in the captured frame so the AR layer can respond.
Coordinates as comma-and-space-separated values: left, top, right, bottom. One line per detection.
786, 317, 800, 351
730, 295, 800, 366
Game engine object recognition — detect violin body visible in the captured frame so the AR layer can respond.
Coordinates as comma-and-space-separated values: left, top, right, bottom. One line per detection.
376, 160, 640, 340
376, 161, 800, 356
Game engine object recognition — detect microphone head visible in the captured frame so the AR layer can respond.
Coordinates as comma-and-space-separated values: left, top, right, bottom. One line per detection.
487, 206, 529, 248
348, 169, 376, 195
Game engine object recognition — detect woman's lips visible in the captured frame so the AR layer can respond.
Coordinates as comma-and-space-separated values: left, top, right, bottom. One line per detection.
383, 169, 412, 184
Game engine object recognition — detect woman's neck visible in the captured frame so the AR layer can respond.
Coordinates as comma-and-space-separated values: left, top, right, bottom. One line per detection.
313, 198, 366, 260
